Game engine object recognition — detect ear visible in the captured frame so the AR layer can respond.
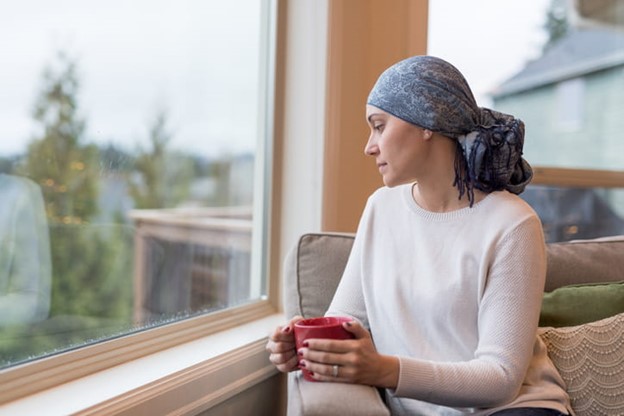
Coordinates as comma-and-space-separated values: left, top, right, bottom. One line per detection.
422, 129, 433, 140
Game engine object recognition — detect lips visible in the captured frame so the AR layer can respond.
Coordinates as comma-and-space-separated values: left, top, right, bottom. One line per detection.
377, 162, 387, 172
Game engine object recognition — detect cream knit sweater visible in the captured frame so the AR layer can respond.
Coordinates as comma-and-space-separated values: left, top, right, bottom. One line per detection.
327, 184, 572, 415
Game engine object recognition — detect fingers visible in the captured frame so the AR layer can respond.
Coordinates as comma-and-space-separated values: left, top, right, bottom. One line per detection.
269, 350, 299, 373
267, 336, 298, 373
301, 361, 350, 382
268, 339, 295, 353
342, 321, 369, 339
268, 315, 304, 343
267, 317, 304, 348
298, 348, 346, 367
266, 316, 305, 374
300, 338, 357, 354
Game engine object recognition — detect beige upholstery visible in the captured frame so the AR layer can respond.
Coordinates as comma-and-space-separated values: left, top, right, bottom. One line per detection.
283, 233, 624, 416
284, 233, 356, 320
543, 235, 624, 291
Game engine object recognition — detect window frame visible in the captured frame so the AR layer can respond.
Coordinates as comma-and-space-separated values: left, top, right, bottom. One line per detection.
532, 166, 624, 188
0, 0, 279, 403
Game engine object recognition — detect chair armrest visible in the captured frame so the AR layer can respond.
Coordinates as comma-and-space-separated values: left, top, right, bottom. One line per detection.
287, 372, 390, 416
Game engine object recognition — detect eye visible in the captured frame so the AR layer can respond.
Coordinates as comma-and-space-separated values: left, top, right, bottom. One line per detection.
373, 123, 384, 132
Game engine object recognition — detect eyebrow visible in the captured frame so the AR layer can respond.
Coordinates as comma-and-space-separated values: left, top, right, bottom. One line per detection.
367, 113, 383, 123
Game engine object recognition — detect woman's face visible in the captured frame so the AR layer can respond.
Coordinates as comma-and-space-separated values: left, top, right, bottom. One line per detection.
365, 105, 432, 187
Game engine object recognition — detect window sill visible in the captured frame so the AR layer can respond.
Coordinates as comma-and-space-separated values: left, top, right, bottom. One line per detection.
0, 313, 285, 415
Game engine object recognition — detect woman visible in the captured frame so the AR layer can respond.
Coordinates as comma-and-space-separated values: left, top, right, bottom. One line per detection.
267, 56, 572, 415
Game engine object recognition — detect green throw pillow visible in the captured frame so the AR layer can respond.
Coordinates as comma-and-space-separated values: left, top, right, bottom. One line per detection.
539, 281, 624, 327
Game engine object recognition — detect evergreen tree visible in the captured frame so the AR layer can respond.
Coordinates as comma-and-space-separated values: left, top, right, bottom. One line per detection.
16, 51, 132, 321
20, 51, 99, 224
127, 110, 193, 209
543, 0, 569, 51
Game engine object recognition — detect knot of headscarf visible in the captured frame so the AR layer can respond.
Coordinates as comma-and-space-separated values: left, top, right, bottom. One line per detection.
457, 108, 532, 197
367, 55, 533, 205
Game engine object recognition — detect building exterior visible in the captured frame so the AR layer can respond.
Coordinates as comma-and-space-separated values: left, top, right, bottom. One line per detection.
492, 28, 624, 170
492, 28, 624, 241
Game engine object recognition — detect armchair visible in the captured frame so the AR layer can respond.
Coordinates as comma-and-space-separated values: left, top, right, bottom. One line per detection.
283, 232, 624, 416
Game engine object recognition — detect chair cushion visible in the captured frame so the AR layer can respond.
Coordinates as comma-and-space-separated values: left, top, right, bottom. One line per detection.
539, 281, 624, 327
284, 233, 355, 319
544, 235, 624, 291
539, 312, 624, 416
288, 372, 390, 416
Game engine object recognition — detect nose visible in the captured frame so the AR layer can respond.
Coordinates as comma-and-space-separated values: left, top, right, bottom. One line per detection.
364, 134, 378, 156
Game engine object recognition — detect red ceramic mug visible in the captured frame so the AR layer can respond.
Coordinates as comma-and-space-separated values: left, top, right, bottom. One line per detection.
294, 316, 355, 381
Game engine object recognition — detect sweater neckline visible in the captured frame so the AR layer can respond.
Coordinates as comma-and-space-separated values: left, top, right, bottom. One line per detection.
402, 182, 495, 221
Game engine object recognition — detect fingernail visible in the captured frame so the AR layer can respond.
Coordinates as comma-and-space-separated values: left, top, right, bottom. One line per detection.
282, 326, 291, 333
297, 350, 303, 356
303, 341, 309, 347
346, 322, 352, 327
299, 361, 306, 367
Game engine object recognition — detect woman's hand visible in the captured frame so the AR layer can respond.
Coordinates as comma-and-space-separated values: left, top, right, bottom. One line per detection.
297, 321, 399, 388
266, 315, 304, 373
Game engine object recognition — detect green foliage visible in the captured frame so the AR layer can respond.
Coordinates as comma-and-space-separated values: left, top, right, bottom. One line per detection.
543, 0, 569, 52
47, 224, 133, 319
17, 51, 99, 224
99, 143, 134, 173
127, 110, 193, 209
20, 52, 133, 318
0, 52, 135, 367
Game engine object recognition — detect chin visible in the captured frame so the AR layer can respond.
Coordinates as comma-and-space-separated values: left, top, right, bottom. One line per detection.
383, 176, 412, 188
382, 177, 399, 187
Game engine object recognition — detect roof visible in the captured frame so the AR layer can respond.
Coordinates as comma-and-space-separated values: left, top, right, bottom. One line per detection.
492, 28, 624, 98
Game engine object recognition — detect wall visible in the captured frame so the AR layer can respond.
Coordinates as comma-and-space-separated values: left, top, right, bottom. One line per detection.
322, 0, 429, 232
197, 374, 286, 416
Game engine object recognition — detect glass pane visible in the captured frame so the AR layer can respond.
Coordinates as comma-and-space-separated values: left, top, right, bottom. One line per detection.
428, 0, 624, 241
521, 185, 624, 242
428, 0, 624, 170
0, 0, 271, 368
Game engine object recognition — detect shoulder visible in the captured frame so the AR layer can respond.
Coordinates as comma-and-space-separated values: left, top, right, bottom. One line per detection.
367, 183, 411, 206
479, 191, 539, 223
356, 184, 413, 230
473, 191, 544, 246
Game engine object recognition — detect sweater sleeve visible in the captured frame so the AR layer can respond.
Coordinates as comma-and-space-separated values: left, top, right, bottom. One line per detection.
325, 199, 372, 329
393, 216, 547, 408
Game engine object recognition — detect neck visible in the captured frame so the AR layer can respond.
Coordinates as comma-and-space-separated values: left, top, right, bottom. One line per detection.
411, 134, 484, 212
411, 183, 465, 212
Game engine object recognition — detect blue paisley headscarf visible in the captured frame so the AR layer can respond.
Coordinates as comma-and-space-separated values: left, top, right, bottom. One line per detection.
367, 55, 533, 206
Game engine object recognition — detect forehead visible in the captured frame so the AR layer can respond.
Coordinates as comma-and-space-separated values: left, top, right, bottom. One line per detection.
366, 104, 389, 119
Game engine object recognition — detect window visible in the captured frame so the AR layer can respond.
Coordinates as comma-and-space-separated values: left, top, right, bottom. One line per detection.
555, 77, 585, 131
428, 0, 624, 242
0, 0, 275, 381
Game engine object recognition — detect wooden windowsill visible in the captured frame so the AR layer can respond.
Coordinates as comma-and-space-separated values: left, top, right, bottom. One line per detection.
0, 314, 285, 415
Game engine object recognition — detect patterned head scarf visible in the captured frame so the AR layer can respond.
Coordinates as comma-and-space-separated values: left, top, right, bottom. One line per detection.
367, 55, 532, 205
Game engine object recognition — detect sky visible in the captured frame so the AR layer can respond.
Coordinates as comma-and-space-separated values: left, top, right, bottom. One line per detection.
428, 0, 551, 107
0, 0, 261, 157
0, 0, 551, 157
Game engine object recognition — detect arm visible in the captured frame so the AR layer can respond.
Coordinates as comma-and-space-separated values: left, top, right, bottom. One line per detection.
394, 216, 546, 407
324, 200, 372, 328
